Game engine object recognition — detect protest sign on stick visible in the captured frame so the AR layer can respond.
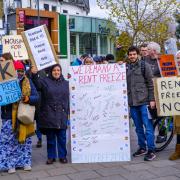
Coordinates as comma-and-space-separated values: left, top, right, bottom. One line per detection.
69, 64, 130, 163
2, 35, 29, 60
158, 54, 178, 77
0, 60, 16, 82
154, 76, 180, 116
22, 25, 58, 71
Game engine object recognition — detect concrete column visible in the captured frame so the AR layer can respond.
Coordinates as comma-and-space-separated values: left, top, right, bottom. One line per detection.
76, 33, 80, 57
97, 34, 100, 55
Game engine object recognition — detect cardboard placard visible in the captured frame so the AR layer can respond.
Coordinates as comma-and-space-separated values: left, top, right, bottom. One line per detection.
69, 64, 130, 163
154, 76, 180, 116
175, 56, 180, 75
0, 60, 16, 82
0, 79, 21, 106
158, 54, 178, 77
21, 25, 58, 71
2, 35, 29, 60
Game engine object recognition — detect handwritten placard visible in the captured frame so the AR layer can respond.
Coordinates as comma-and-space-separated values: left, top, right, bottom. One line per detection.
154, 76, 180, 116
2, 35, 29, 60
158, 54, 178, 77
69, 64, 130, 163
0, 60, 16, 82
0, 79, 21, 106
22, 25, 58, 71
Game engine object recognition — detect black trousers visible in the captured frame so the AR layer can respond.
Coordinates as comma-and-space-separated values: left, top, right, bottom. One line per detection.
177, 134, 180, 144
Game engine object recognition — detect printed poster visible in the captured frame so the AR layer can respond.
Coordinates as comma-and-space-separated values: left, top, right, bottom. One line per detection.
69, 64, 130, 163
158, 54, 178, 77
22, 25, 58, 71
2, 35, 29, 60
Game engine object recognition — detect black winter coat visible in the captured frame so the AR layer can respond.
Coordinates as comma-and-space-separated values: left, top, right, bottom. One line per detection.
32, 74, 69, 130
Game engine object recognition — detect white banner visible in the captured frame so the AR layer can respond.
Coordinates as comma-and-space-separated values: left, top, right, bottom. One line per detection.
69, 64, 130, 163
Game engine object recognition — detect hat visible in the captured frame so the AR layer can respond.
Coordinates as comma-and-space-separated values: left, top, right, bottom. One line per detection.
13, 61, 25, 70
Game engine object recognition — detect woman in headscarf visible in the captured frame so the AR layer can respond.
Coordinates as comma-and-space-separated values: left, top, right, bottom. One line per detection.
31, 64, 69, 164
0, 59, 39, 173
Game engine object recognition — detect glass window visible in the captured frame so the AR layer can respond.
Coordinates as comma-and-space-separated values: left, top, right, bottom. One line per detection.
100, 35, 107, 55
70, 33, 76, 55
79, 33, 97, 56
44, 4, 49, 11
52, 6, 56, 12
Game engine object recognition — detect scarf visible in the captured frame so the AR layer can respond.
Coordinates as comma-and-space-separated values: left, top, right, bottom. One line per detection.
12, 76, 35, 144
174, 116, 180, 134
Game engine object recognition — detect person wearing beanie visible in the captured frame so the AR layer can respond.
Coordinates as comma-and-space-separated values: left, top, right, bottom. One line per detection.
31, 64, 69, 165
0, 60, 39, 174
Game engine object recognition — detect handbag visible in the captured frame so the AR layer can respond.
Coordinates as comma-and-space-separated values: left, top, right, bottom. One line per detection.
17, 101, 35, 125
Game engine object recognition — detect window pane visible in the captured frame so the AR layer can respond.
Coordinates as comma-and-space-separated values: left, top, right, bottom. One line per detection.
100, 35, 107, 55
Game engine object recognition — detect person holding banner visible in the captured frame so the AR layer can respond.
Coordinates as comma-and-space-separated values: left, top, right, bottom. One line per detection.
169, 51, 180, 160
31, 64, 69, 165
0, 60, 39, 174
126, 46, 156, 161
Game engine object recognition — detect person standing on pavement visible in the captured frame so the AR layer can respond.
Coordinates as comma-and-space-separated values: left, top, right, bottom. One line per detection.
31, 64, 69, 165
0, 60, 39, 174
169, 51, 180, 160
126, 46, 156, 161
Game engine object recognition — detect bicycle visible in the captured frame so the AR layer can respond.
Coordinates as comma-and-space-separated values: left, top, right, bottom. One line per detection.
153, 116, 174, 152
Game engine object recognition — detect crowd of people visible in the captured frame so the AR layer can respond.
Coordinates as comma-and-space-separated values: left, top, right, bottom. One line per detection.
0, 41, 180, 174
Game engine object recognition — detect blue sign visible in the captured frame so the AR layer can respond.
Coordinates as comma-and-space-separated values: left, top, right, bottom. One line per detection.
0, 79, 22, 106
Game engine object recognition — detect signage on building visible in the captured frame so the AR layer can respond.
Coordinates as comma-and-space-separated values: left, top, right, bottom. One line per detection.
154, 76, 180, 116
22, 25, 58, 71
19, 10, 25, 23
2, 35, 29, 60
98, 24, 110, 34
69, 64, 130, 163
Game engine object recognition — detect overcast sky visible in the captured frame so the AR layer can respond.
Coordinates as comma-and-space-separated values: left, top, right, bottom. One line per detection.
88, 0, 108, 18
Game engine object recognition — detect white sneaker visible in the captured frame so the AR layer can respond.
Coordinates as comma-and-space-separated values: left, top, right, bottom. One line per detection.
24, 166, 32, 171
8, 168, 16, 174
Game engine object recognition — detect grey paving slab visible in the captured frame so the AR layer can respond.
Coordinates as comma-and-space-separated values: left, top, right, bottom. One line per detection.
18, 170, 50, 180
121, 163, 152, 171
120, 170, 157, 180
147, 166, 180, 177
150, 176, 180, 180
67, 171, 100, 180
38, 175, 71, 180
147, 160, 177, 168
46, 166, 77, 176
91, 175, 126, 180
95, 167, 129, 177
0, 174, 20, 180
71, 163, 104, 171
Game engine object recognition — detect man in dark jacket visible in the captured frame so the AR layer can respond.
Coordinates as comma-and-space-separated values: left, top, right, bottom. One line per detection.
127, 46, 156, 161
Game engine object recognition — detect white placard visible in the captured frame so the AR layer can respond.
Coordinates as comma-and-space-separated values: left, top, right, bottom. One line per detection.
155, 76, 180, 116
2, 35, 28, 60
23, 25, 57, 70
69, 64, 131, 163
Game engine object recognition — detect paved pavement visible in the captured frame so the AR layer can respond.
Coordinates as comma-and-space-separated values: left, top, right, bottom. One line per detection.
0, 121, 180, 180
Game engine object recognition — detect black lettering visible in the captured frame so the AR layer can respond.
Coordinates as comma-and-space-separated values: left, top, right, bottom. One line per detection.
0, 62, 13, 80
166, 92, 171, 98
168, 81, 173, 89
162, 103, 171, 113
174, 102, 180, 111
175, 81, 180, 88
161, 81, 167, 90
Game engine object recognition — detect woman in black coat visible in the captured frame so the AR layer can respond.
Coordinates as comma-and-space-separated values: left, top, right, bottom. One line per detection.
32, 64, 69, 164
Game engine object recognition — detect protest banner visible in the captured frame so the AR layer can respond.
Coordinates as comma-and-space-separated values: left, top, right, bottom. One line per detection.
0, 79, 21, 106
22, 25, 58, 71
154, 76, 180, 116
175, 55, 180, 75
0, 60, 16, 82
2, 35, 29, 60
69, 64, 130, 163
158, 54, 178, 77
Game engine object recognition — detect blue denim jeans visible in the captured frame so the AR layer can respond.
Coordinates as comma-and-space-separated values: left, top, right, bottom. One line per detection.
130, 105, 155, 151
36, 121, 42, 141
46, 129, 67, 159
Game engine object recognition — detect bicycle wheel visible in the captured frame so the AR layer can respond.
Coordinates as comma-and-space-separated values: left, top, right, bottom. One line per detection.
153, 117, 174, 152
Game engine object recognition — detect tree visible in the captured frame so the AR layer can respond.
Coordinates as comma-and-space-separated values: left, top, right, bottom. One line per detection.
175, 13, 180, 39
97, 0, 180, 47
116, 31, 132, 61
